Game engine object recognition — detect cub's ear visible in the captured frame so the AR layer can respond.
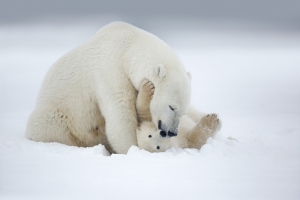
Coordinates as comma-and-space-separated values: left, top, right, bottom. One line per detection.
187, 72, 192, 80
136, 127, 141, 135
155, 64, 167, 79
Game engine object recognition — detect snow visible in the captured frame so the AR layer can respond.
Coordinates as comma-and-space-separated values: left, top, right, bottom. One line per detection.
1, 20, 300, 200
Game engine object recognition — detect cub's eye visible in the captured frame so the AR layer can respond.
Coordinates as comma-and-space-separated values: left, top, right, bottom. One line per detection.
169, 105, 175, 111
148, 135, 152, 138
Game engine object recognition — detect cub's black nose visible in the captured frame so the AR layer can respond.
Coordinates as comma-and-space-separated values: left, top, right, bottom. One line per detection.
168, 131, 177, 137
160, 130, 167, 137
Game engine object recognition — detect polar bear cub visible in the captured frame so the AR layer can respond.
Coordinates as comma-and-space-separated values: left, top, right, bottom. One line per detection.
136, 80, 222, 152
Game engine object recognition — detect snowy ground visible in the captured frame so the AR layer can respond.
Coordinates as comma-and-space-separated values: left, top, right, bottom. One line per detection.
1, 19, 300, 200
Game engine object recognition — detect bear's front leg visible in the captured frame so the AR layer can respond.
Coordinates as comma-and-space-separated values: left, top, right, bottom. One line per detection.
103, 98, 139, 154
136, 79, 155, 123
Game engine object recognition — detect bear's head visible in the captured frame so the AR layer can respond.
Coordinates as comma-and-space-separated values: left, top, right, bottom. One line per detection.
150, 64, 191, 137
137, 121, 171, 152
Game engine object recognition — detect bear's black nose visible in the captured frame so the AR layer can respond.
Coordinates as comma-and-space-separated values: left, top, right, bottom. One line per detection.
157, 146, 160, 150
160, 130, 167, 137
168, 131, 177, 137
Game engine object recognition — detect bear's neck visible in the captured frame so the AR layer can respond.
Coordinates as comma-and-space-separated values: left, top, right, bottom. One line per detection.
125, 64, 154, 91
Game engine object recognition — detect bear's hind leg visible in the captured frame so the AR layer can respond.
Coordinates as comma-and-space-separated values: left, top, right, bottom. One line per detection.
188, 114, 221, 149
26, 106, 76, 146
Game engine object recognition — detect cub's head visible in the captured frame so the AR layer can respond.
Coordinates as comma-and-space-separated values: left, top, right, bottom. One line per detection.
150, 64, 191, 137
137, 121, 171, 152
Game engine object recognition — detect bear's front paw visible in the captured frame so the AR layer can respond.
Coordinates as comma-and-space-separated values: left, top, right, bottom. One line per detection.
140, 79, 155, 100
199, 114, 221, 134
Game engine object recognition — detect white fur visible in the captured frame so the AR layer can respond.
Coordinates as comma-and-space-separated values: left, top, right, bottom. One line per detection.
137, 108, 221, 152
26, 21, 191, 154
137, 122, 171, 152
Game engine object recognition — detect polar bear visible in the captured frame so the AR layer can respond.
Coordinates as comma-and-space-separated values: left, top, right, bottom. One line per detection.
25, 21, 191, 154
136, 80, 221, 152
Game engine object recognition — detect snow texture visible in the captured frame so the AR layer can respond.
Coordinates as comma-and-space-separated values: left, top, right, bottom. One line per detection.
1, 20, 300, 200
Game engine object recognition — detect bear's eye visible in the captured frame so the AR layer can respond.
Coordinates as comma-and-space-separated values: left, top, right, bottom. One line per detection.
148, 135, 152, 138
157, 146, 160, 150
169, 105, 175, 111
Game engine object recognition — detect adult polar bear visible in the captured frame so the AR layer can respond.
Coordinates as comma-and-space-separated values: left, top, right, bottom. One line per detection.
26, 22, 191, 154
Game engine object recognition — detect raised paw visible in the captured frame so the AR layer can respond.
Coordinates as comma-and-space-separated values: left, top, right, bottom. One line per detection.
198, 113, 221, 135
136, 79, 155, 122
140, 79, 155, 100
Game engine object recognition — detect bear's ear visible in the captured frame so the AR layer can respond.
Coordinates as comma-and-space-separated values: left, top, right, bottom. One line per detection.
187, 72, 192, 80
155, 64, 167, 79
